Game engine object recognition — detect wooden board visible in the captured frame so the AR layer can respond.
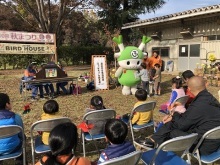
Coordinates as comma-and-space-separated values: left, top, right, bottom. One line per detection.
91, 55, 109, 90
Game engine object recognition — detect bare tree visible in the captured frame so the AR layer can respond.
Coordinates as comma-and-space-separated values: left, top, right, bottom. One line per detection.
0, 0, 94, 43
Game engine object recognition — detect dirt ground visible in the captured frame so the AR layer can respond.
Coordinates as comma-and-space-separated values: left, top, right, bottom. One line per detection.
0, 66, 219, 165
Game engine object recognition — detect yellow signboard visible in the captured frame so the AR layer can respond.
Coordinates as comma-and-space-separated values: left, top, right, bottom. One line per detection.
0, 43, 55, 54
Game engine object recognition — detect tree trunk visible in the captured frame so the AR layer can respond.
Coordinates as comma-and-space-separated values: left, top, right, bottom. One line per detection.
3, 63, 6, 70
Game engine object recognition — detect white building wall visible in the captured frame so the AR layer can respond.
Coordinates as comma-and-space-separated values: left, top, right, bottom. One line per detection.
142, 15, 220, 71
201, 41, 220, 63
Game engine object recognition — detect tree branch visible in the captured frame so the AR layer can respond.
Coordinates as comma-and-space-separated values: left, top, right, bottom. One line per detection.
36, 0, 47, 32
47, 0, 51, 31
54, 0, 65, 33
39, 0, 49, 32
21, 0, 42, 27
0, 2, 39, 31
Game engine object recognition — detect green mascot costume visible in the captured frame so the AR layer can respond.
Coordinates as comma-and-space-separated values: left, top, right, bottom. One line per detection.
113, 35, 151, 95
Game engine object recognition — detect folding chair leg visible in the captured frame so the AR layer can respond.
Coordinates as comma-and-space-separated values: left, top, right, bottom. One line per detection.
130, 121, 135, 142
186, 154, 191, 164
31, 139, 35, 165
196, 150, 202, 165
82, 133, 86, 157
23, 146, 26, 165
181, 151, 191, 164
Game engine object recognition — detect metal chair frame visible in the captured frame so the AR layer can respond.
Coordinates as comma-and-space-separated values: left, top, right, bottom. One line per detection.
141, 133, 198, 165
191, 126, 220, 165
129, 101, 156, 149
30, 117, 72, 164
171, 95, 189, 113
99, 151, 142, 165
0, 125, 26, 165
81, 109, 116, 157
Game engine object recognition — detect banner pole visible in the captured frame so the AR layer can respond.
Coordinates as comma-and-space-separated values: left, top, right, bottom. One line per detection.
54, 34, 58, 63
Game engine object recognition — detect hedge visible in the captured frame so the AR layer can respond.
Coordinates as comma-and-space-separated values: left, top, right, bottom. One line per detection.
57, 46, 114, 65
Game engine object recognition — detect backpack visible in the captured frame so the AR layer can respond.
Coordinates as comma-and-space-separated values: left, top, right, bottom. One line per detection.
86, 81, 95, 90
70, 84, 82, 95
73, 85, 82, 95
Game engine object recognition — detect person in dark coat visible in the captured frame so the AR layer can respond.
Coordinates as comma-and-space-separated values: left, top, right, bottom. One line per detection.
143, 76, 220, 155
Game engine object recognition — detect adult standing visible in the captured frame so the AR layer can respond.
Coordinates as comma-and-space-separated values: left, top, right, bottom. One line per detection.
143, 52, 150, 70
143, 76, 220, 156
147, 51, 162, 79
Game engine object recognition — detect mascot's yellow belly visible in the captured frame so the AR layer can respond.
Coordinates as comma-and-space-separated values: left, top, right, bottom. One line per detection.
118, 70, 140, 86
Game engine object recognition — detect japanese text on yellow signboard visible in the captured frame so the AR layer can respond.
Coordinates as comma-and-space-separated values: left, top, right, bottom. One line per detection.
0, 30, 54, 43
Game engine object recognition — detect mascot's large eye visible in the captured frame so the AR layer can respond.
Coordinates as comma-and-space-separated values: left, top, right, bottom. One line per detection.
127, 61, 130, 65
137, 61, 140, 65
131, 50, 138, 58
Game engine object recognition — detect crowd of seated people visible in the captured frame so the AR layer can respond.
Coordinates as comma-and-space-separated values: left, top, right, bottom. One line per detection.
1, 68, 220, 164
21, 62, 69, 101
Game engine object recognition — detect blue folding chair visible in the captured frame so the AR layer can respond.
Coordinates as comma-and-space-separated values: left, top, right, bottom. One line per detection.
81, 109, 116, 157
99, 151, 142, 165
30, 117, 72, 164
141, 133, 198, 165
0, 125, 26, 165
128, 101, 156, 149
190, 126, 220, 165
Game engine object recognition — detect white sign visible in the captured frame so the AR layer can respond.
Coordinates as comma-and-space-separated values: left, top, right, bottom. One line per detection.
0, 43, 55, 54
181, 47, 186, 53
0, 30, 55, 43
93, 56, 108, 90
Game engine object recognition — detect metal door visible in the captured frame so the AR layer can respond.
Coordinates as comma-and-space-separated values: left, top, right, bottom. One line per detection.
178, 44, 201, 71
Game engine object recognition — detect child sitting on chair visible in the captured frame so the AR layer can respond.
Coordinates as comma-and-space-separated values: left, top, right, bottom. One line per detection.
122, 89, 152, 125
36, 122, 91, 165
155, 76, 186, 132
97, 119, 135, 164
159, 76, 186, 115
85, 95, 106, 135
41, 100, 61, 145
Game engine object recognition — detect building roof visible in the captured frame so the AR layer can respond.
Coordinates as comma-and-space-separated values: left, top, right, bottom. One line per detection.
122, 4, 220, 29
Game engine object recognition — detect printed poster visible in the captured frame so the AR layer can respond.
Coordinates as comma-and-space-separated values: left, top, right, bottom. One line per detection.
93, 56, 108, 90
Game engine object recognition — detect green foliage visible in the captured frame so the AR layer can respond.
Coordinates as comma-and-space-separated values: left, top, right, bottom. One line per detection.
0, 46, 113, 70
96, 0, 166, 33
0, 54, 50, 70
58, 46, 114, 65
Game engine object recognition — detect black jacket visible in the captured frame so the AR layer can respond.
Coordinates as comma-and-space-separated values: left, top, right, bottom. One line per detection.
173, 89, 220, 155
173, 89, 220, 135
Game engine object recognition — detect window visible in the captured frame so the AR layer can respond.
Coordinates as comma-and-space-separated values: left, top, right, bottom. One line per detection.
179, 44, 200, 57
161, 48, 169, 57
206, 35, 220, 41
190, 44, 200, 57
179, 45, 188, 57
152, 47, 169, 57
208, 35, 216, 40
